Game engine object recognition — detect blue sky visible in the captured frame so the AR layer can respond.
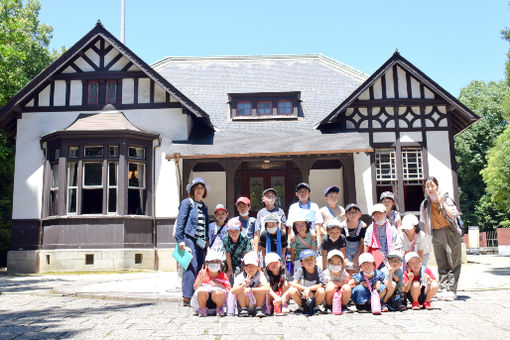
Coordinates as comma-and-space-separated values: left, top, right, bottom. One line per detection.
39, 0, 509, 97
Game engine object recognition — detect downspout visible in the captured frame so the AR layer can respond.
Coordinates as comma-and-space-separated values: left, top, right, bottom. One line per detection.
37, 141, 48, 273
152, 137, 162, 271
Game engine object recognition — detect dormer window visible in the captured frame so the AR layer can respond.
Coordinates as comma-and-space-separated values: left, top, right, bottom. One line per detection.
87, 80, 117, 105
229, 92, 300, 120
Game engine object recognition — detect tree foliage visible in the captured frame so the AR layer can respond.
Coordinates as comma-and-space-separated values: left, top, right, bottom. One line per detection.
0, 0, 54, 262
455, 80, 510, 230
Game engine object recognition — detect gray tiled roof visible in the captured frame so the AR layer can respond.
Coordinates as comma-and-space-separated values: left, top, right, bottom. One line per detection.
152, 54, 368, 131
65, 112, 141, 131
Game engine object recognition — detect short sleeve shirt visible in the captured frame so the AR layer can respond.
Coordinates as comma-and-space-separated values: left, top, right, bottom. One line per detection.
320, 205, 346, 226
353, 269, 385, 287
222, 234, 252, 270
404, 266, 436, 285
323, 269, 350, 285
256, 207, 287, 232
234, 270, 267, 288
293, 265, 326, 287
340, 221, 367, 243
258, 230, 288, 251
402, 230, 430, 254
380, 266, 405, 290
321, 234, 347, 252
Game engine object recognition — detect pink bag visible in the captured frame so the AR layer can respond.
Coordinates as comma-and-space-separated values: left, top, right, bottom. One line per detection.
226, 291, 236, 316
365, 276, 381, 315
332, 289, 343, 315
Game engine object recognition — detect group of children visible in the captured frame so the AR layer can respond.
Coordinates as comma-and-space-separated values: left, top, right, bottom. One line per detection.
189, 183, 440, 317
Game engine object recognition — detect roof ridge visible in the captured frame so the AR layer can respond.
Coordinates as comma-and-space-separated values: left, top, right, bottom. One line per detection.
152, 54, 368, 81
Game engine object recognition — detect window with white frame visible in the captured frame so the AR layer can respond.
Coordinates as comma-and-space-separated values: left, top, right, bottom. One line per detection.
402, 148, 424, 183
128, 162, 145, 215
108, 162, 118, 213
49, 163, 59, 216
67, 162, 78, 213
375, 148, 397, 184
82, 162, 103, 214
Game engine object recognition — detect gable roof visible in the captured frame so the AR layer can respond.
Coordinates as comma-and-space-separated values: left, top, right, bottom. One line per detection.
153, 54, 368, 132
0, 21, 212, 134
318, 51, 479, 135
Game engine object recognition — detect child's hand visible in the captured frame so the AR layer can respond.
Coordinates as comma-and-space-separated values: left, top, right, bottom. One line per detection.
302, 288, 310, 298
375, 282, 381, 291
226, 268, 233, 278
197, 267, 207, 282
408, 272, 414, 281
243, 274, 252, 287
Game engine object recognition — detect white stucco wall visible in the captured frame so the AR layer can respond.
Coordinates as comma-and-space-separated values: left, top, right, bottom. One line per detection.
189, 171, 227, 214
13, 108, 191, 220
309, 169, 344, 208
353, 151, 373, 214
425, 131, 454, 196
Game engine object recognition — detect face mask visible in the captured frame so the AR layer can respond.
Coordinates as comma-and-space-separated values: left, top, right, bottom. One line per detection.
429, 194, 438, 200
363, 270, 374, 276
267, 227, 277, 234
375, 219, 386, 226
329, 265, 342, 272
239, 211, 249, 217
207, 263, 221, 272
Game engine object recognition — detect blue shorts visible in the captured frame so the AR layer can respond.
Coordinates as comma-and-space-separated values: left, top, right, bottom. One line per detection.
351, 283, 386, 305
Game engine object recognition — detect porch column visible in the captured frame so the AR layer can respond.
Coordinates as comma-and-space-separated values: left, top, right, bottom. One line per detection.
224, 159, 242, 214
341, 154, 356, 204
294, 157, 314, 184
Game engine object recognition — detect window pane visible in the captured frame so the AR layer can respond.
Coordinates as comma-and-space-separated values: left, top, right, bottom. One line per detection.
375, 149, 396, 183
271, 176, 286, 210
128, 189, 145, 215
68, 188, 77, 213
402, 148, 424, 181
88, 81, 98, 104
257, 102, 272, 115
128, 163, 145, 188
249, 177, 264, 213
68, 146, 79, 158
84, 146, 103, 158
68, 162, 77, 186
128, 147, 145, 160
109, 162, 118, 186
108, 188, 117, 213
49, 190, 58, 216
278, 101, 292, 114
108, 145, 118, 157
82, 189, 103, 214
84, 163, 102, 186
237, 102, 251, 115
51, 164, 59, 189
106, 81, 116, 104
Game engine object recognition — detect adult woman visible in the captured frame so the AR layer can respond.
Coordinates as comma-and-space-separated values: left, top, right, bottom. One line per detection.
175, 177, 210, 306
419, 176, 462, 301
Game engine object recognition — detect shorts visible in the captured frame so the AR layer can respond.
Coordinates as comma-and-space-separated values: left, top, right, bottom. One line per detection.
406, 286, 427, 304
351, 283, 386, 305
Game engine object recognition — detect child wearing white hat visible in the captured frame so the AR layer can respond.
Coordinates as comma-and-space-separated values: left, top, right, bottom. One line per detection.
323, 250, 352, 313
348, 252, 386, 312
403, 252, 439, 310
401, 214, 431, 266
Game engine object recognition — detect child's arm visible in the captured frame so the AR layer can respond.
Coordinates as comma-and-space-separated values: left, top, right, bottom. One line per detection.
306, 283, 324, 292
312, 234, 317, 251
249, 284, 269, 294
291, 247, 296, 263
282, 247, 287, 260
322, 249, 327, 269
193, 267, 207, 291
341, 247, 347, 259
348, 277, 358, 289
290, 279, 306, 291
261, 247, 266, 259
403, 272, 414, 293
225, 252, 233, 277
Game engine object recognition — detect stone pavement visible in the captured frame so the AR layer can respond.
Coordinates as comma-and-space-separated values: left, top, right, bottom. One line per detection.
0, 255, 509, 339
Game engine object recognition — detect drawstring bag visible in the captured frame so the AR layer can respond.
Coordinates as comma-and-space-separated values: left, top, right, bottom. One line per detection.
364, 276, 381, 315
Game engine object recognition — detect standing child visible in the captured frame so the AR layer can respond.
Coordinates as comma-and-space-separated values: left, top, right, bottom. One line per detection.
364, 203, 402, 269
287, 183, 323, 247
223, 218, 252, 285
379, 250, 407, 312
289, 212, 316, 271
321, 219, 347, 270
264, 252, 292, 315
349, 253, 386, 312
256, 187, 287, 233
401, 214, 431, 266
340, 203, 367, 273
288, 249, 327, 314
259, 213, 288, 262
208, 204, 229, 254
191, 251, 230, 316
403, 252, 439, 310
231, 251, 269, 317
323, 250, 351, 313
233, 197, 259, 251
380, 191, 402, 230
320, 185, 346, 237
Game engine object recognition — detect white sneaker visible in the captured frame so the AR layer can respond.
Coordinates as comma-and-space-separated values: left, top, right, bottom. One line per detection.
445, 291, 457, 301
436, 291, 448, 301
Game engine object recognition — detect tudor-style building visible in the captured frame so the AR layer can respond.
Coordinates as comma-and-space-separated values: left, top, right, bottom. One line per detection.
0, 22, 478, 273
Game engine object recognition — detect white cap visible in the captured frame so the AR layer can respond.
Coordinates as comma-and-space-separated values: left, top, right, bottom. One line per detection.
386, 250, 403, 262
264, 252, 281, 265
205, 251, 224, 262
404, 252, 421, 264
327, 249, 345, 261
402, 214, 420, 231
369, 203, 386, 215
358, 253, 375, 266
326, 218, 342, 229
242, 251, 259, 266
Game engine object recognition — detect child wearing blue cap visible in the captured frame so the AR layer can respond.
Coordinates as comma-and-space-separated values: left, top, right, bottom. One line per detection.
288, 249, 326, 314
320, 185, 346, 242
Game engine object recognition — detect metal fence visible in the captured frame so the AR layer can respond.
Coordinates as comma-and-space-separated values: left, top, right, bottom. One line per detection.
485, 230, 499, 254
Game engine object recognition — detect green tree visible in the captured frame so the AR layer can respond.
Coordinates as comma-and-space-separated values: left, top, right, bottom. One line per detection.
455, 80, 510, 231
0, 0, 54, 263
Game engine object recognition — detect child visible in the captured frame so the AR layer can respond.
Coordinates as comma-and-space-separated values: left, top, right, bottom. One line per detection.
223, 218, 252, 284
191, 251, 230, 316
364, 203, 402, 269
208, 204, 228, 254
320, 185, 346, 238
349, 253, 386, 312
289, 212, 316, 271
340, 203, 367, 272
256, 187, 287, 233
231, 251, 269, 317
324, 250, 351, 313
259, 213, 288, 262
401, 214, 431, 266
379, 250, 407, 312
288, 249, 326, 314
287, 183, 323, 247
233, 197, 259, 251
321, 219, 347, 270
264, 252, 291, 315
403, 252, 439, 310
380, 191, 402, 230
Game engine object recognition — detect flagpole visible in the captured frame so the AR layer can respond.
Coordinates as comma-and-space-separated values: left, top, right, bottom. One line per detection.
120, 0, 125, 43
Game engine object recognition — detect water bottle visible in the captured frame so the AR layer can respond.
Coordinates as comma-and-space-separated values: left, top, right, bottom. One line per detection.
285, 253, 293, 275
332, 289, 343, 315
226, 291, 236, 316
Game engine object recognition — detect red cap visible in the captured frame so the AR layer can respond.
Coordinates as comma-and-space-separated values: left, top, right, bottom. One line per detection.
235, 196, 251, 206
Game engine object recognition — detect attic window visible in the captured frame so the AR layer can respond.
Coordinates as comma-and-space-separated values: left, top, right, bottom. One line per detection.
229, 92, 300, 120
